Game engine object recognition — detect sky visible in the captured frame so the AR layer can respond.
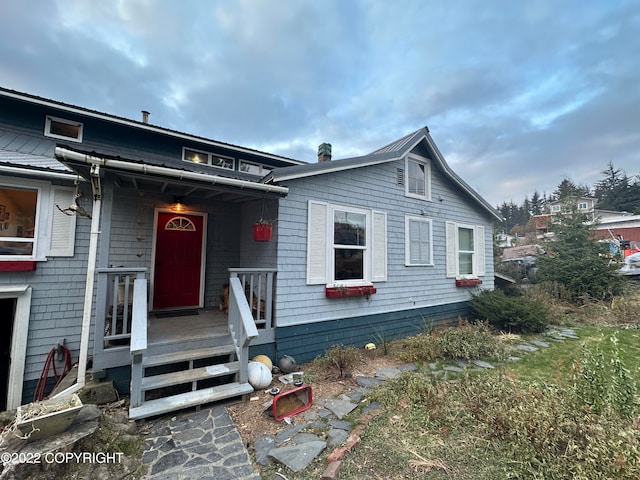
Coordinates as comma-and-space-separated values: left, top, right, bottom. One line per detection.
1, 0, 639, 207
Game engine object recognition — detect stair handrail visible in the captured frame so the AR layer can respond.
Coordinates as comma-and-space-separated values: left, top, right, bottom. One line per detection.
228, 276, 259, 383
129, 278, 148, 409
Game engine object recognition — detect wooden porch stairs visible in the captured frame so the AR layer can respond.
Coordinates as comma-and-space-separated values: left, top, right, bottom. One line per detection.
129, 335, 253, 420
128, 277, 259, 420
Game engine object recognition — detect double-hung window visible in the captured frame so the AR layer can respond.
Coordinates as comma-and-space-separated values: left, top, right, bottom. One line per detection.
405, 155, 431, 200
405, 215, 433, 266
307, 201, 387, 286
445, 221, 486, 278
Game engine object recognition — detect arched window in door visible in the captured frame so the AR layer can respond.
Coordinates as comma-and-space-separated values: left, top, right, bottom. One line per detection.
165, 216, 196, 231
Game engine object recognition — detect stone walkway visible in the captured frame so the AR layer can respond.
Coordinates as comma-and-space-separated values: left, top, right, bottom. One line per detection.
139, 327, 581, 478
141, 405, 260, 480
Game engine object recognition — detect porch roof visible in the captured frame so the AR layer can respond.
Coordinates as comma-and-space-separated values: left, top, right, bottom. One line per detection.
55, 146, 289, 202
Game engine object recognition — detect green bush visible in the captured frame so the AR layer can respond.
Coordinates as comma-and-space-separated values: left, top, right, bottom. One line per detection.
471, 289, 549, 333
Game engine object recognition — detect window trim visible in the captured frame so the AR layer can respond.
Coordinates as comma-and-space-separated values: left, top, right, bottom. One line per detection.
405, 214, 433, 266
0, 183, 41, 260
182, 147, 235, 170
44, 115, 83, 143
578, 202, 588, 210
306, 200, 387, 286
239, 160, 272, 176
405, 154, 431, 200
330, 204, 370, 286
446, 221, 486, 279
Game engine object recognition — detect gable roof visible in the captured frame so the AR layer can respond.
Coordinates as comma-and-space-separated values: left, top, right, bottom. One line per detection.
266, 127, 502, 221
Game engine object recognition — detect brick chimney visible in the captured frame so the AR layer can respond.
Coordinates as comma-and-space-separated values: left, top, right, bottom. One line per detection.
317, 143, 332, 162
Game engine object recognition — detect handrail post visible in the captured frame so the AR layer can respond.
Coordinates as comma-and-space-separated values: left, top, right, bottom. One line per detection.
129, 278, 148, 409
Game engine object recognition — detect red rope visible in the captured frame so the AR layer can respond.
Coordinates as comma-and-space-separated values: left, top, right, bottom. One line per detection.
33, 346, 72, 401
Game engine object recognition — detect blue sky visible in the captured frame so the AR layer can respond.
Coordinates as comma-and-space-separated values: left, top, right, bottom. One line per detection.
1, 0, 638, 206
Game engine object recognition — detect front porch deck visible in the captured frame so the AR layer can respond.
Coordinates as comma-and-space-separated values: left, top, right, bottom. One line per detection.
147, 310, 228, 346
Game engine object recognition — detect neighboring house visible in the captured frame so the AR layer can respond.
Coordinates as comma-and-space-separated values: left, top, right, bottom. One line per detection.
534, 196, 639, 241
0, 87, 501, 419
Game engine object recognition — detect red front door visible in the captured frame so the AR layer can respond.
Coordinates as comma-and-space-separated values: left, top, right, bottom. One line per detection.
153, 212, 205, 310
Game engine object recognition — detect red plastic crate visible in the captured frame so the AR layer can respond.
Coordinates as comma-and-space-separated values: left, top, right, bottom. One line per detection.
272, 385, 313, 421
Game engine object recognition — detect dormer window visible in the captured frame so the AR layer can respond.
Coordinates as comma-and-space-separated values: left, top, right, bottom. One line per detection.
44, 116, 83, 143
182, 147, 234, 170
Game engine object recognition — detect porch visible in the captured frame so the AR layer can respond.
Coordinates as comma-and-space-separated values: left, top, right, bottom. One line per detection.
91, 267, 276, 419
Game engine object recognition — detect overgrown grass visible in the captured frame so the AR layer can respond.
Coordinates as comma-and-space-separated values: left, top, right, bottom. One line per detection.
396, 319, 509, 364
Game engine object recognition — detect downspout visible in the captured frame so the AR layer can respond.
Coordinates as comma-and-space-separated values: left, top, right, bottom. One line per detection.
52, 165, 102, 398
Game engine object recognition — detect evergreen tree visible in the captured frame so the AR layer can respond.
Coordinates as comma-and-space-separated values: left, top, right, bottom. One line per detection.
536, 203, 625, 303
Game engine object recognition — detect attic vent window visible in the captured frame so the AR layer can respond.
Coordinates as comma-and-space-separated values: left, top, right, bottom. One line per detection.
44, 116, 83, 143
397, 168, 405, 186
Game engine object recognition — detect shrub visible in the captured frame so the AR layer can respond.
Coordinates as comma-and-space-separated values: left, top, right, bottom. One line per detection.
471, 288, 549, 333
314, 344, 359, 378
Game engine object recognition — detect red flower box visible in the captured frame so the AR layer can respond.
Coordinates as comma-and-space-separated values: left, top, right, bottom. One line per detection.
325, 285, 377, 298
455, 278, 482, 287
0, 261, 37, 272
253, 223, 273, 241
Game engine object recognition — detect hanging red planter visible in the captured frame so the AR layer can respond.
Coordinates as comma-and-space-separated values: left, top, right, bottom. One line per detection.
253, 223, 273, 241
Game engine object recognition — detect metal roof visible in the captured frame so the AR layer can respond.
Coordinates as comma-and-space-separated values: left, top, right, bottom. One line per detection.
267, 127, 502, 221
0, 148, 74, 179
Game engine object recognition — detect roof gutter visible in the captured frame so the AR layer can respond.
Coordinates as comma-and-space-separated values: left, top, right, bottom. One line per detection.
54, 147, 289, 195
0, 164, 80, 181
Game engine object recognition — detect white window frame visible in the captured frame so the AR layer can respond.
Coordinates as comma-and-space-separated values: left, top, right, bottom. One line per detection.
44, 115, 83, 143
182, 147, 235, 170
578, 202, 588, 210
405, 215, 433, 266
0, 177, 76, 261
239, 160, 272, 176
446, 221, 486, 279
306, 201, 387, 286
551, 204, 561, 212
330, 205, 370, 286
405, 154, 431, 200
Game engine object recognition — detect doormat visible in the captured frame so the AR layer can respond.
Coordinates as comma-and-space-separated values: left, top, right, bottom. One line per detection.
154, 309, 199, 318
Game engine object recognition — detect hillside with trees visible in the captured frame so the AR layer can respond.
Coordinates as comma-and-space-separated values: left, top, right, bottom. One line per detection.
497, 162, 640, 236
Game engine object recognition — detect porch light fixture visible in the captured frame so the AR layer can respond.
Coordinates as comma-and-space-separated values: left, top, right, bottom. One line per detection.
171, 196, 186, 212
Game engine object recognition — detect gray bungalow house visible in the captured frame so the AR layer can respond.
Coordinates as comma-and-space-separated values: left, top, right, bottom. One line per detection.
0, 87, 501, 419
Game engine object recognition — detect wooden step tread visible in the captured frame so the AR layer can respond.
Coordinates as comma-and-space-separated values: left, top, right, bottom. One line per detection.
129, 382, 254, 420
141, 361, 240, 391
143, 344, 236, 368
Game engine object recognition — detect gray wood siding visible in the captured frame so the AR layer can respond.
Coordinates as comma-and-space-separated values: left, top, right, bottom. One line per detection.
275, 156, 495, 328
0, 182, 92, 388
107, 188, 243, 310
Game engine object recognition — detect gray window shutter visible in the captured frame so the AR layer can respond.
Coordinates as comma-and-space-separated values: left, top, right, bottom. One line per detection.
372, 211, 387, 282
307, 201, 328, 284
445, 221, 457, 278
49, 186, 77, 257
476, 225, 486, 276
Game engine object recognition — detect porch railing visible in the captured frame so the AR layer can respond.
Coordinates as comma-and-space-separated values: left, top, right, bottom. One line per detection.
228, 277, 259, 383
93, 267, 147, 370
228, 268, 276, 343
129, 278, 148, 409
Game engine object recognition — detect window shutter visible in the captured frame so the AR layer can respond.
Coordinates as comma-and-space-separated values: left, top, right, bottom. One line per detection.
445, 221, 457, 278
306, 201, 328, 284
49, 186, 77, 257
476, 225, 486, 276
372, 211, 387, 282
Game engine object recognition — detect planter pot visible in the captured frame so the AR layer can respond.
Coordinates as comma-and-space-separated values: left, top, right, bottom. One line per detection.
455, 278, 482, 287
16, 394, 84, 442
253, 224, 273, 241
325, 285, 377, 298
